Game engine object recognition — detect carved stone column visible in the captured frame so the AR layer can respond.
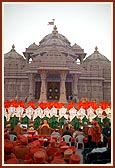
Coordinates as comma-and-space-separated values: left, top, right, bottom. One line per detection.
39, 71, 47, 102
73, 74, 79, 102
28, 73, 34, 101
59, 71, 67, 103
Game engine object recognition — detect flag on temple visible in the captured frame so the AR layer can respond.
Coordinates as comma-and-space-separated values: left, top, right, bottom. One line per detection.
48, 19, 55, 25
48, 21, 54, 25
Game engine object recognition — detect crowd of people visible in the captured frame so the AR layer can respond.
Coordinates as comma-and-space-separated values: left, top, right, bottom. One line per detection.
4, 117, 111, 164
4, 99, 111, 164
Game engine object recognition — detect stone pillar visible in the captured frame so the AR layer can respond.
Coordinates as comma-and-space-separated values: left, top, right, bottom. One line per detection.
39, 71, 47, 102
73, 74, 79, 102
59, 71, 67, 103
28, 73, 34, 101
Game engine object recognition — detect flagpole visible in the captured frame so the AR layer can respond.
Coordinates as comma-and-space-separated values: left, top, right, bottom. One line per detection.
52, 19, 55, 23
53, 19, 55, 29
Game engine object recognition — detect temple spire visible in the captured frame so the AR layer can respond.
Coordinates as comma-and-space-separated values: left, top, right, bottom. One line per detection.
11, 44, 15, 51
52, 25, 58, 34
95, 46, 98, 51
94, 46, 99, 53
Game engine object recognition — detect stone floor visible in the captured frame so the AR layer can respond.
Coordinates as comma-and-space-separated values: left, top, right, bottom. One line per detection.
76, 148, 83, 164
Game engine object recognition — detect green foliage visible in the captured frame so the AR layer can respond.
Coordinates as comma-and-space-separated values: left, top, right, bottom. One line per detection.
10, 115, 19, 129
70, 116, 81, 130
41, 116, 49, 123
59, 116, 67, 128
34, 116, 41, 130
49, 115, 59, 129
102, 117, 111, 128
82, 116, 90, 125
21, 116, 30, 126
93, 116, 103, 128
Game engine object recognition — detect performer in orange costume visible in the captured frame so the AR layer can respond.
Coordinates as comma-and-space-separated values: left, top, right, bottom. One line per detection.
88, 120, 101, 145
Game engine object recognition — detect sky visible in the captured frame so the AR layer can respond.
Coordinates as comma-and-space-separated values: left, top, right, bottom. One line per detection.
3, 2, 113, 61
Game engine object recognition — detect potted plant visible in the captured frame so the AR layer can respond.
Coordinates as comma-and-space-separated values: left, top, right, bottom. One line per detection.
34, 116, 41, 130
10, 115, 19, 129
49, 115, 58, 129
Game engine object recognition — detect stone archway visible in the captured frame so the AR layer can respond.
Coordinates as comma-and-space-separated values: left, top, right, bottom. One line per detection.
47, 82, 60, 101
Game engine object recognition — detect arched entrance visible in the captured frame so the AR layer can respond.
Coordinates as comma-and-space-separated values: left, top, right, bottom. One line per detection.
47, 82, 60, 100
34, 72, 73, 101
47, 73, 60, 101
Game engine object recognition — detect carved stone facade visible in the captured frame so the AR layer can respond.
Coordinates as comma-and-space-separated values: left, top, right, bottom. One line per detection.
4, 26, 111, 103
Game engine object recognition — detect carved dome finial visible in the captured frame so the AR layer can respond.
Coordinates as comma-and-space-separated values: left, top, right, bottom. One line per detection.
95, 46, 98, 51
94, 46, 99, 53
52, 25, 58, 34
11, 44, 15, 51
12, 44, 15, 49
54, 25, 57, 30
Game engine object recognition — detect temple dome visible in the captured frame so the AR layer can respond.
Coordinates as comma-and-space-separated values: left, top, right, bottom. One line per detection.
4, 44, 25, 60
83, 46, 110, 63
39, 25, 71, 46
72, 43, 84, 53
82, 46, 111, 73
28, 42, 39, 49
4, 45, 26, 71
32, 25, 77, 57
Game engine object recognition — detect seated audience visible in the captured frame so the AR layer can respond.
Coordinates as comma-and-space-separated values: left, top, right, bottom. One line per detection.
84, 135, 97, 148
9, 128, 17, 136
22, 128, 28, 137
50, 129, 61, 139
82, 122, 89, 136
13, 122, 23, 135
85, 141, 111, 164
73, 128, 84, 138
69, 125, 75, 135
102, 122, 111, 147
62, 126, 72, 137
76, 133, 85, 149
90, 141, 106, 153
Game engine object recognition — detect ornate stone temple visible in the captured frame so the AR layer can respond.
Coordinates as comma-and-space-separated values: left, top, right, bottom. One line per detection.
4, 25, 111, 103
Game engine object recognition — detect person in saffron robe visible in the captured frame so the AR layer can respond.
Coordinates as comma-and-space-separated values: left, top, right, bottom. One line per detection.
41, 120, 49, 128
88, 120, 101, 145
13, 122, 23, 135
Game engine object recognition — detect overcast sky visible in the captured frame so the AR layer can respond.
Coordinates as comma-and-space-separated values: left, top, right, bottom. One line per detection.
3, 2, 113, 61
